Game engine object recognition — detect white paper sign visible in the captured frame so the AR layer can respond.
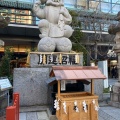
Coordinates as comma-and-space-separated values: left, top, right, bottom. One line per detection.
61, 80, 66, 91
0, 78, 12, 91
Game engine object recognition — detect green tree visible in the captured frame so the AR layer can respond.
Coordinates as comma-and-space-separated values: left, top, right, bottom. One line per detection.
69, 10, 88, 65
0, 46, 14, 77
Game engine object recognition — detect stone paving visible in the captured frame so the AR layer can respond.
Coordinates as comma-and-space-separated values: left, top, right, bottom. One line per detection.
20, 111, 49, 120
99, 106, 120, 120
19, 106, 120, 120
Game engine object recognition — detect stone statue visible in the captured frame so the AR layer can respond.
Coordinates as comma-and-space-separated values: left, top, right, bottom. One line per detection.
33, 0, 74, 52
108, 11, 120, 107
108, 11, 120, 50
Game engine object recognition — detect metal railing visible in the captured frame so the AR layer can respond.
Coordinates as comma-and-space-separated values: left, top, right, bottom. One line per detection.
6, 93, 19, 120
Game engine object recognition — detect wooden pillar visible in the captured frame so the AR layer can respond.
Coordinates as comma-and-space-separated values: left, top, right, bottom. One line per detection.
91, 79, 94, 95
58, 80, 60, 98
43, 54, 46, 64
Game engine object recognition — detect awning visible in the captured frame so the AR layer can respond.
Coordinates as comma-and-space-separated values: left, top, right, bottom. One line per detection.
50, 66, 106, 80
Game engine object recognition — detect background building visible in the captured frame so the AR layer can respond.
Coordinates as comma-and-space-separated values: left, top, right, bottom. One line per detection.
0, 0, 119, 68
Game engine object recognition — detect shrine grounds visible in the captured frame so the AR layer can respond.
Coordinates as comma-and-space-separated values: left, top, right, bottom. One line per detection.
0, 78, 119, 120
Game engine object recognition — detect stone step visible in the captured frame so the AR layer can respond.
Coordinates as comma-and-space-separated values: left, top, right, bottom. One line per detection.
20, 105, 49, 113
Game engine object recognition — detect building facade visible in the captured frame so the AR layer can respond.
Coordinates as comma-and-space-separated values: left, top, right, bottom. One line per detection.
0, 0, 119, 63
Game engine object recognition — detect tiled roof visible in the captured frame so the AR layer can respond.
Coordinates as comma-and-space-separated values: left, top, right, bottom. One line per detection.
50, 66, 106, 80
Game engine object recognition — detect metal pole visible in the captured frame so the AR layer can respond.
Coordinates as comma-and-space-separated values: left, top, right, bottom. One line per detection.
8, 90, 9, 106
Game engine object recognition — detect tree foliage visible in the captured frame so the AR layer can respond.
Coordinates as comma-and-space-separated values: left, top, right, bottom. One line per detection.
0, 46, 14, 77
69, 10, 87, 65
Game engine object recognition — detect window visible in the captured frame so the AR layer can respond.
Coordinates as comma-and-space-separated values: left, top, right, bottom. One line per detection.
112, 4, 120, 14
100, 2, 111, 13
0, 8, 33, 24
18, 0, 33, 2
112, 0, 120, 4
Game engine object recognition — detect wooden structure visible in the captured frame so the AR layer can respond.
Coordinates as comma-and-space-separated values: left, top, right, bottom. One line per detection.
49, 66, 106, 120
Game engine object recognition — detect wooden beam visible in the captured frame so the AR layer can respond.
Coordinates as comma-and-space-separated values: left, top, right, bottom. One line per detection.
58, 80, 60, 98
91, 79, 94, 95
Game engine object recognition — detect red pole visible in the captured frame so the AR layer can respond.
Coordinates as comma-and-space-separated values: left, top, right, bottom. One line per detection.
6, 93, 20, 120
6, 106, 16, 120
13, 93, 19, 120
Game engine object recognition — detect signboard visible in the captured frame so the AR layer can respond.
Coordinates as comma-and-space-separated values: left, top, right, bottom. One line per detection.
61, 80, 66, 91
30, 52, 83, 67
0, 78, 12, 91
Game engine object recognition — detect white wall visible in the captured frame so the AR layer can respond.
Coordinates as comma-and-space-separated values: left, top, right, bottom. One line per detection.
98, 60, 108, 88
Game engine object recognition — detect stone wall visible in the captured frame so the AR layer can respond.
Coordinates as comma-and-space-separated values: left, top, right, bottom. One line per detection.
13, 67, 104, 107
85, 80, 104, 100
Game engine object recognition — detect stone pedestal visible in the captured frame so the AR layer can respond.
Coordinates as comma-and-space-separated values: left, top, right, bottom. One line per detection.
13, 52, 104, 107
109, 50, 120, 107
108, 13, 120, 107
13, 67, 52, 106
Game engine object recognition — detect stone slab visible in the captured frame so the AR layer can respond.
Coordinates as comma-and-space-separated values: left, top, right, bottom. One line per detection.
13, 68, 51, 106
37, 111, 49, 120
26, 112, 38, 120
114, 82, 120, 86
85, 79, 104, 100
113, 85, 120, 93
30, 52, 83, 67
13, 67, 104, 107
99, 106, 120, 120
20, 113, 26, 120
110, 93, 120, 102
108, 101, 120, 108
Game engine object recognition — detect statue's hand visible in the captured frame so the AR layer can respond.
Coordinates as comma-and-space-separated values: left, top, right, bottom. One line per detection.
59, 8, 65, 15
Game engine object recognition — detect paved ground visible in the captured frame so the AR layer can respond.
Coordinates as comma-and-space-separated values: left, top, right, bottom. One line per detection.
19, 106, 120, 120
20, 111, 49, 120
108, 78, 118, 86
99, 106, 120, 120
19, 78, 120, 120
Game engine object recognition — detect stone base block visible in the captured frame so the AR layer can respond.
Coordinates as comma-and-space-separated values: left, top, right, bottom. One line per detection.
112, 85, 120, 93
13, 68, 52, 106
114, 82, 120, 87
108, 101, 120, 108
110, 93, 120, 102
